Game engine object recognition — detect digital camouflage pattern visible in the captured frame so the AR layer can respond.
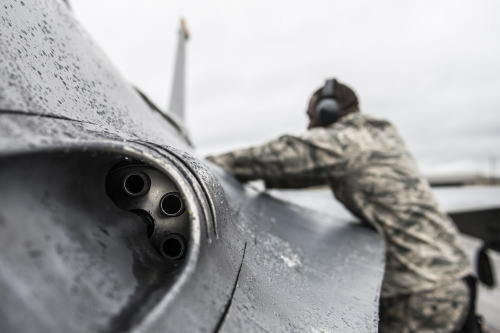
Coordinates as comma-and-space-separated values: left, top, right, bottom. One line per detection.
379, 277, 469, 332
207, 113, 471, 300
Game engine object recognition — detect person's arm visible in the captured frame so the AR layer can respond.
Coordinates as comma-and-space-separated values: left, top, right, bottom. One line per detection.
206, 130, 346, 189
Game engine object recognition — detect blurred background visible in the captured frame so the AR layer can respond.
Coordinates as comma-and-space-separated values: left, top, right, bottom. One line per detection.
72, 0, 500, 180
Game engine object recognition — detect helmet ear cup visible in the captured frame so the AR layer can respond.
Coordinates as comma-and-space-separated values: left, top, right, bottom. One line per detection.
316, 98, 341, 126
315, 78, 341, 126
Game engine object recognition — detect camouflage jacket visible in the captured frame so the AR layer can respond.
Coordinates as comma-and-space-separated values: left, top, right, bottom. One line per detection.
207, 113, 471, 298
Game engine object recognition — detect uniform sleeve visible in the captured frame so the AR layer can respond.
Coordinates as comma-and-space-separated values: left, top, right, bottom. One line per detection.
206, 130, 347, 189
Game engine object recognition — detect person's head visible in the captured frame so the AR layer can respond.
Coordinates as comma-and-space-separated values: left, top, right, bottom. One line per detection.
306, 79, 359, 129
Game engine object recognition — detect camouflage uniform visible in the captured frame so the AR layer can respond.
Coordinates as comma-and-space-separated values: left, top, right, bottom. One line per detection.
207, 113, 471, 332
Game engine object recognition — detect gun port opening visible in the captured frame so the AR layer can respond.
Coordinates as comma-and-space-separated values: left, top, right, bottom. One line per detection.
160, 192, 184, 216
160, 234, 186, 260
123, 172, 150, 197
129, 209, 155, 238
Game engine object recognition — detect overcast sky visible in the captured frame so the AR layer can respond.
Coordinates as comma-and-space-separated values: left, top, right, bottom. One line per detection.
72, 0, 500, 176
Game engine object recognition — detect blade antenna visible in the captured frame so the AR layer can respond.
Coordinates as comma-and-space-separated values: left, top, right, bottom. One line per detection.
168, 18, 190, 123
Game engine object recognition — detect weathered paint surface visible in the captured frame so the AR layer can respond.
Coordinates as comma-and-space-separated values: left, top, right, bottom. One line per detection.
0, 0, 385, 332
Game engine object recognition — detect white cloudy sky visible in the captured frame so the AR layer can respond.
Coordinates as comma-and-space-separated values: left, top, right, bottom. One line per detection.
72, 0, 500, 176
